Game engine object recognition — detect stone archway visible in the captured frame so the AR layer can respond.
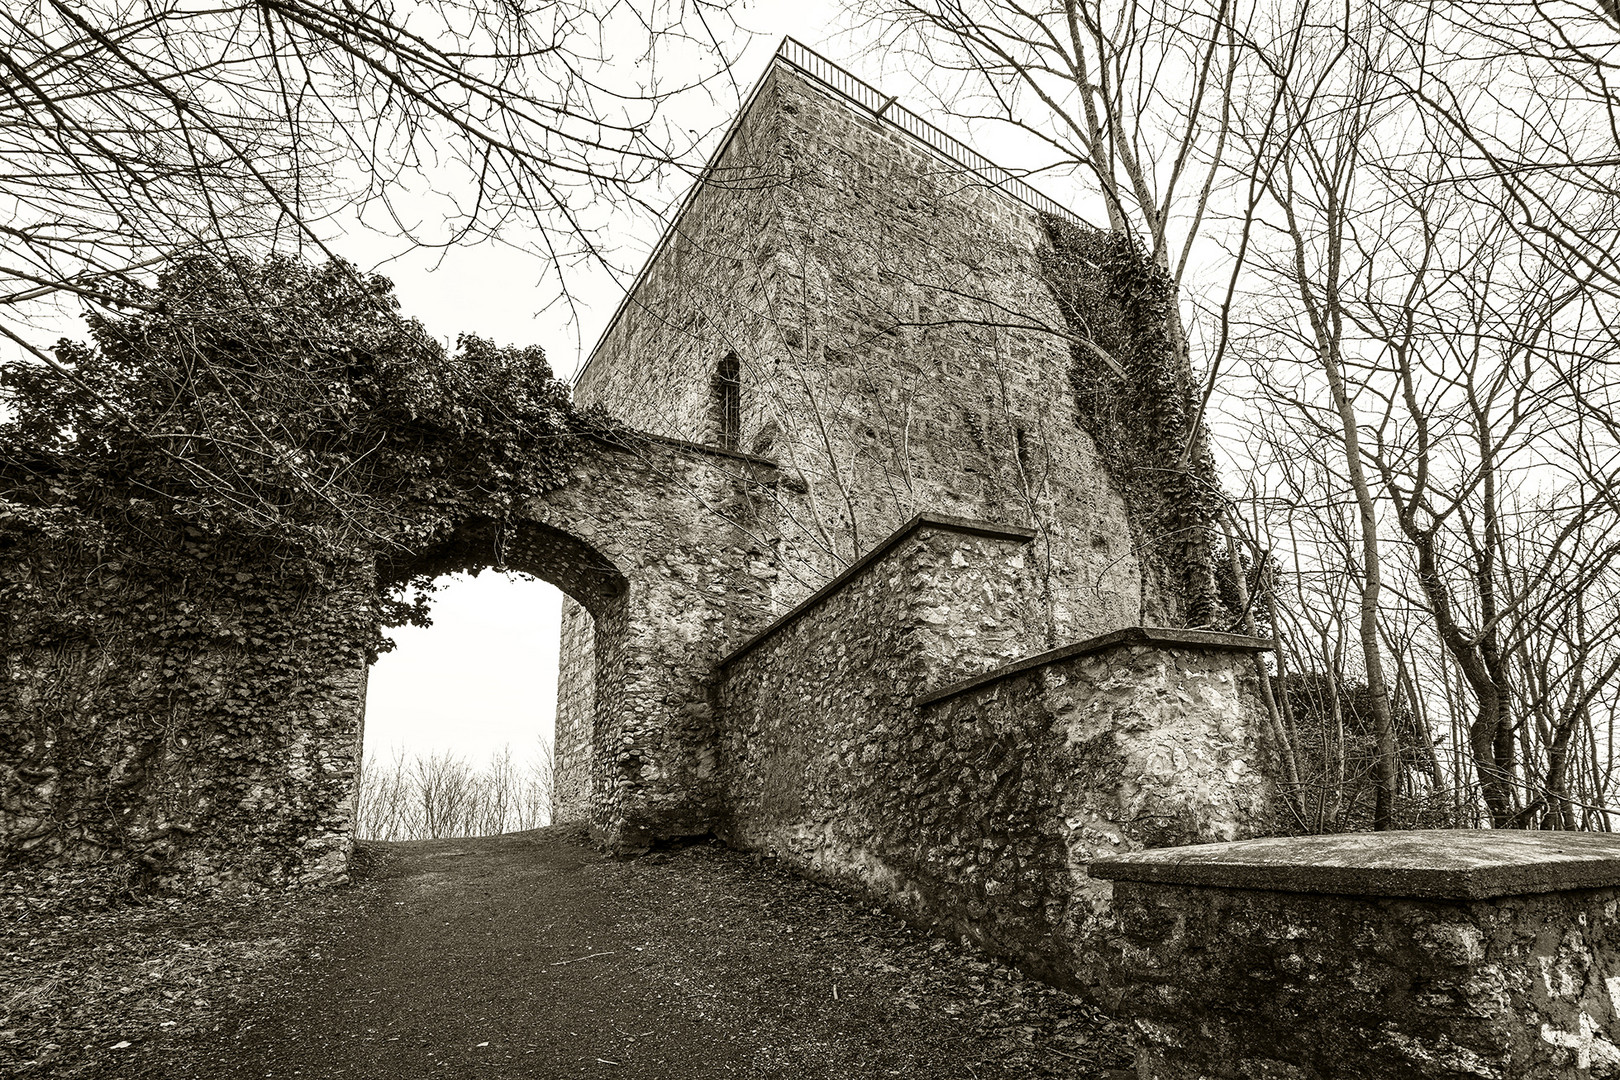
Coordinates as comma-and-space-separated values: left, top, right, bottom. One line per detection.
1, 429, 786, 884
381, 433, 784, 853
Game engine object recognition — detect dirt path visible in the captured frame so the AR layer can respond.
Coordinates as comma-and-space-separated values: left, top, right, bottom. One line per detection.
122, 828, 1131, 1079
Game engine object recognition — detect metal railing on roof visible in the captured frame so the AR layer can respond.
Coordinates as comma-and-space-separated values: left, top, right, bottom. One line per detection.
575, 37, 1088, 385
773, 38, 1087, 229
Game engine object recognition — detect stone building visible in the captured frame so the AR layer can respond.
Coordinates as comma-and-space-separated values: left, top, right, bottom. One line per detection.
568, 43, 1158, 647
17, 44, 1620, 1071
554, 40, 1276, 985
559, 41, 1157, 821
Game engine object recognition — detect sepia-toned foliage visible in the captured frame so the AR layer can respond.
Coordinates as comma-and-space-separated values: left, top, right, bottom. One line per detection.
0, 256, 590, 878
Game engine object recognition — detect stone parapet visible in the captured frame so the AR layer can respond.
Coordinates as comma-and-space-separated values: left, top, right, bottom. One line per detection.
719, 512, 1039, 670
1092, 831, 1620, 1079
918, 626, 1270, 707
921, 629, 1276, 988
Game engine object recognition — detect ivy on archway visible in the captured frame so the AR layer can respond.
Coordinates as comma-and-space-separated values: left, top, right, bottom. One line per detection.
0, 256, 602, 886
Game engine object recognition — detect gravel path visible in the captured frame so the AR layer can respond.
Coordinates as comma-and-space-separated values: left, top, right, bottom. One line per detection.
118, 827, 1132, 1079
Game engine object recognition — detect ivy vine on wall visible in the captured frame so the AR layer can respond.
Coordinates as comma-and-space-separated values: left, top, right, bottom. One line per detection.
1039, 215, 1226, 628
0, 256, 598, 889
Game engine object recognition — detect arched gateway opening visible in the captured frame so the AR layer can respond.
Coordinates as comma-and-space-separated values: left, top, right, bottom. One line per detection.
366, 433, 784, 855
358, 572, 562, 841
0, 427, 786, 885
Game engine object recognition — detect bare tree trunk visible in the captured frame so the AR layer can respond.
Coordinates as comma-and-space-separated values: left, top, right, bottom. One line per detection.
1317, 354, 1400, 829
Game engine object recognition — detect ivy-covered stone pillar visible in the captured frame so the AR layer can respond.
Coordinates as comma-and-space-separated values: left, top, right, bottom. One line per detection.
1092, 831, 1620, 1079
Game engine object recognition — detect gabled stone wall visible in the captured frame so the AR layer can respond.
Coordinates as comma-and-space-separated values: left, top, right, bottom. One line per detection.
573, 60, 1153, 642
557, 57, 1179, 836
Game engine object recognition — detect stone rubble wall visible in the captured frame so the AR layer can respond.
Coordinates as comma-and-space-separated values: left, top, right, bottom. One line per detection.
1106, 880, 1620, 1079
551, 595, 594, 824
3, 433, 786, 883
1, 550, 373, 891
716, 515, 1274, 992
921, 633, 1275, 986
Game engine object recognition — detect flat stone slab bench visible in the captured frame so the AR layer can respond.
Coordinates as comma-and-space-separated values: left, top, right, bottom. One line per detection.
1091, 830, 1620, 1080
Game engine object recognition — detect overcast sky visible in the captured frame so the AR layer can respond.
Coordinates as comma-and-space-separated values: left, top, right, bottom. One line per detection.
362, 2, 855, 765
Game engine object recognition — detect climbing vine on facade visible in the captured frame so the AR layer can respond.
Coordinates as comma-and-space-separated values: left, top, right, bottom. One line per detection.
1038, 216, 1226, 628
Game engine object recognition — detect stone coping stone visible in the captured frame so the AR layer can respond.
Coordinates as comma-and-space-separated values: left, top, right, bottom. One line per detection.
916, 626, 1270, 707
718, 513, 1038, 668
1088, 830, 1620, 900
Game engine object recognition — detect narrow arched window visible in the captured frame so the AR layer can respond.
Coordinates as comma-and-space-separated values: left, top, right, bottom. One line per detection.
713, 353, 741, 452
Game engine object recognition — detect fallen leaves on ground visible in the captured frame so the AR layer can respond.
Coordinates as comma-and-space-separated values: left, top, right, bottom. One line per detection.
0, 866, 350, 1078
619, 842, 1134, 1077
4, 836, 1133, 1079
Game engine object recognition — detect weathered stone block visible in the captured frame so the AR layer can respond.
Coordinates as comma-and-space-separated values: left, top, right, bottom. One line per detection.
717, 511, 1274, 994
1092, 831, 1620, 1079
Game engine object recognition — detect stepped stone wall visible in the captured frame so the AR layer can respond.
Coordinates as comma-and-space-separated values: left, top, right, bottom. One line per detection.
715, 515, 1274, 992
572, 62, 1152, 633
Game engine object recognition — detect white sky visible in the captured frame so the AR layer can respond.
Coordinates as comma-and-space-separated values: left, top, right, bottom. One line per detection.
362, 1, 855, 763
365, 569, 562, 763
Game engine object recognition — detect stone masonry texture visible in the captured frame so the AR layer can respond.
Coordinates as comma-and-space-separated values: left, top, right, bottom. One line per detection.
1103, 878, 1620, 1079
8, 47, 1289, 1012
716, 515, 1275, 994
556, 54, 1181, 845
1, 433, 786, 881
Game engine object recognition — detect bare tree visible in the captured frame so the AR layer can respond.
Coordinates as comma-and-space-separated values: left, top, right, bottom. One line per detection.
1224, 0, 1620, 829
355, 747, 415, 841
1355, 216, 1620, 826
1225, 0, 1406, 826
0, 0, 742, 361
517, 737, 556, 831
1378, 1, 1620, 312
353, 741, 553, 840
858, 0, 1251, 370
